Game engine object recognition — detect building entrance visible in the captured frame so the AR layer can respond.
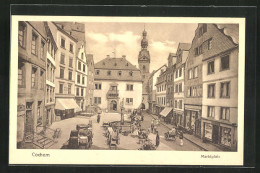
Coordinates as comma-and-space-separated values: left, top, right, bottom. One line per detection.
110, 100, 117, 111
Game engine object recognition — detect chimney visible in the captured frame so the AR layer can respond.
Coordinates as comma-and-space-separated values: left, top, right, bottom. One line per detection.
106, 55, 110, 58
122, 55, 126, 59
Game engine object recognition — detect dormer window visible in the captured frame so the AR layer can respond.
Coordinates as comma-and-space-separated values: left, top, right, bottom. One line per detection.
198, 24, 207, 37
114, 63, 117, 66
126, 63, 129, 66
129, 71, 133, 76
107, 70, 111, 76
61, 25, 64, 29
118, 71, 122, 76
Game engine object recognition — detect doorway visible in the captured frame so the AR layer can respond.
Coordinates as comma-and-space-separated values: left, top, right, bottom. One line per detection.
212, 125, 219, 144
110, 100, 117, 111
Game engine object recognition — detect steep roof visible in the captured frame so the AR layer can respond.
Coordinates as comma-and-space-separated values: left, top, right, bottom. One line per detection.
215, 24, 239, 44
149, 64, 167, 80
29, 22, 47, 39
95, 57, 139, 71
178, 43, 191, 51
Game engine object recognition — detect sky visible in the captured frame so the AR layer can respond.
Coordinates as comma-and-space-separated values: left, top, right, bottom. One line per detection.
84, 22, 198, 72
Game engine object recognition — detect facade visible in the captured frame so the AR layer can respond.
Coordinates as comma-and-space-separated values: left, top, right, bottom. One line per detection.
44, 22, 58, 127
147, 65, 167, 114
17, 21, 47, 145
86, 54, 95, 108
201, 24, 238, 151
173, 43, 191, 127
138, 29, 150, 110
155, 69, 167, 116
75, 42, 88, 111
93, 55, 143, 113
48, 22, 81, 120
184, 24, 204, 138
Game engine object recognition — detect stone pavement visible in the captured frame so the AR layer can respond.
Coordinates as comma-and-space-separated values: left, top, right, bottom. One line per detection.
149, 113, 222, 151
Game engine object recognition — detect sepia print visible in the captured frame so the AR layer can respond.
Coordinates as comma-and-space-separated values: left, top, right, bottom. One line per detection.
10, 16, 245, 165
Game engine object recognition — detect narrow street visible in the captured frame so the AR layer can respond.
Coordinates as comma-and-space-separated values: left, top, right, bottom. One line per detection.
48, 112, 202, 151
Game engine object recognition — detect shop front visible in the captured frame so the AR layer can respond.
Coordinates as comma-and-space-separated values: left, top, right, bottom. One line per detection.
173, 110, 184, 128
184, 105, 202, 137
159, 107, 173, 124
202, 118, 237, 151
55, 98, 81, 120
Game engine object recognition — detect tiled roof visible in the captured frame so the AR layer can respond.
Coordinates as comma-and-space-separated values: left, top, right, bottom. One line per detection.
94, 57, 139, 71
215, 24, 239, 44
29, 22, 47, 39
202, 24, 238, 61
178, 43, 191, 51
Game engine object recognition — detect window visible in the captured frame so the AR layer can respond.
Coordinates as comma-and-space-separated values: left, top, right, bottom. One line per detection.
40, 41, 45, 59
69, 57, 73, 67
221, 55, 230, 71
69, 43, 73, 53
77, 74, 80, 83
107, 70, 111, 76
187, 87, 192, 97
194, 66, 198, 78
60, 68, 64, 79
18, 22, 26, 48
126, 98, 133, 105
175, 84, 178, 93
81, 52, 83, 59
126, 84, 133, 91
208, 84, 215, 98
76, 88, 79, 96
31, 32, 38, 56
37, 101, 42, 125
82, 76, 85, 84
60, 54, 65, 64
143, 65, 146, 72
81, 88, 84, 96
95, 83, 102, 90
129, 71, 133, 76
179, 100, 182, 109
175, 70, 178, 78
61, 38, 65, 48
220, 107, 230, 120
175, 100, 178, 108
68, 84, 71, 94
94, 97, 101, 104
68, 71, 72, 80
118, 71, 122, 76
192, 86, 197, 97
208, 106, 215, 118
31, 67, 37, 88
208, 61, 214, 74
179, 68, 182, 77
198, 24, 207, 37
59, 83, 63, 93
39, 71, 44, 89
83, 64, 85, 72
78, 61, 81, 71
18, 62, 25, 87
220, 82, 230, 98
188, 69, 193, 79
95, 70, 100, 75
179, 83, 182, 92
208, 38, 212, 50
220, 127, 232, 147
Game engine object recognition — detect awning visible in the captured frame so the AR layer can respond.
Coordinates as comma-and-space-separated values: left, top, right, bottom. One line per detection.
55, 98, 82, 112
160, 107, 173, 117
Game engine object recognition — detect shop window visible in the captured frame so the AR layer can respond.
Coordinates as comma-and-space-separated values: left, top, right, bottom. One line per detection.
220, 107, 230, 120
31, 67, 37, 88
220, 127, 232, 147
18, 22, 26, 48
31, 32, 38, 56
208, 60, 215, 74
207, 106, 215, 118
208, 84, 215, 98
204, 123, 212, 140
221, 55, 230, 71
220, 82, 230, 98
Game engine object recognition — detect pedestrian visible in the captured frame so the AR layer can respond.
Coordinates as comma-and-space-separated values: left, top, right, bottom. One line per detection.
156, 131, 160, 147
179, 130, 184, 146
97, 113, 101, 123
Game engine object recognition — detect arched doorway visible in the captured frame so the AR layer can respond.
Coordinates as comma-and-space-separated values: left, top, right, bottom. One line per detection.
110, 100, 117, 111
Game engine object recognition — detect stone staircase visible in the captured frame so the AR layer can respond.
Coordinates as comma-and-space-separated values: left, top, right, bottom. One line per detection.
33, 134, 56, 149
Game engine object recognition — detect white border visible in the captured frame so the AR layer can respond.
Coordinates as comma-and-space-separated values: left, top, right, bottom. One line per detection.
9, 16, 245, 165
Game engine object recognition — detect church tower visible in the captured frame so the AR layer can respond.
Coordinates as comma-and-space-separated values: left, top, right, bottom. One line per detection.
138, 28, 151, 110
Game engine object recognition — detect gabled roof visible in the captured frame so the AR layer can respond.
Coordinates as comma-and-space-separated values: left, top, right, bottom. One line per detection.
28, 22, 47, 40
215, 24, 239, 45
95, 57, 139, 71
178, 43, 191, 51
44, 22, 58, 51
149, 64, 167, 80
